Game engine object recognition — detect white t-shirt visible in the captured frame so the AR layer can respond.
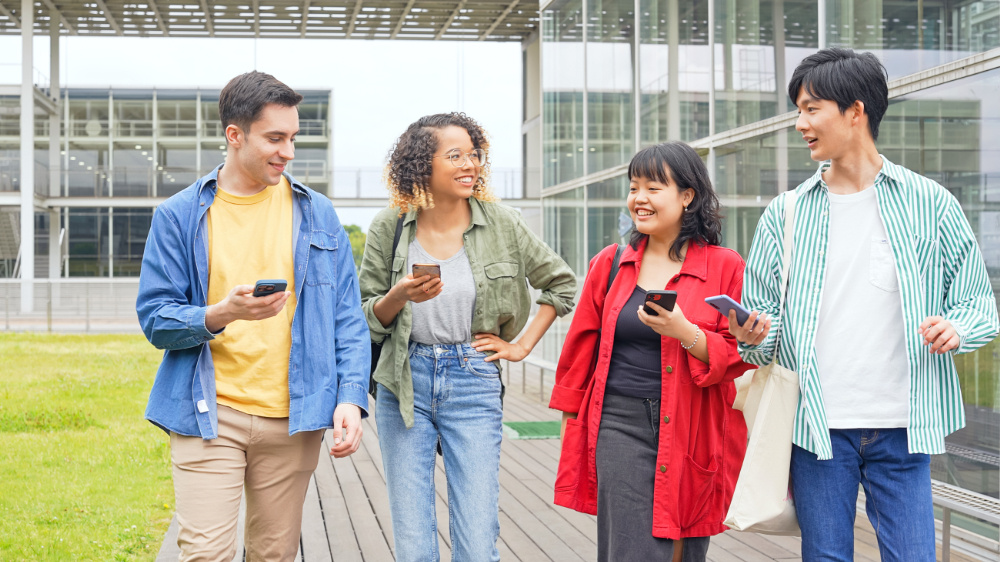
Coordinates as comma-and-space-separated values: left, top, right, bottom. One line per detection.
814, 186, 909, 428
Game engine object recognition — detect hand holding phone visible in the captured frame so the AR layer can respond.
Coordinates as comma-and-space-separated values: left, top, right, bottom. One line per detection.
704, 294, 755, 327
252, 279, 288, 297
643, 290, 677, 315
412, 263, 441, 280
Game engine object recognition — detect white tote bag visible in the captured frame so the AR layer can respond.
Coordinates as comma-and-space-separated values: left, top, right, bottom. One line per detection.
724, 191, 801, 535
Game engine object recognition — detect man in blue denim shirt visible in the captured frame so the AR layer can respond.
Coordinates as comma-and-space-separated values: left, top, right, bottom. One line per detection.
136, 72, 369, 561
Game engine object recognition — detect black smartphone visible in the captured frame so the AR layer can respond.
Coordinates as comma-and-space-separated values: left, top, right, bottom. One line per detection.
643, 290, 677, 315
412, 263, 442, 280
252, 279, 287, 297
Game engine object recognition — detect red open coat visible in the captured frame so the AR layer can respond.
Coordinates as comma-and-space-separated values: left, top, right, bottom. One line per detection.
549, 240, 752, 540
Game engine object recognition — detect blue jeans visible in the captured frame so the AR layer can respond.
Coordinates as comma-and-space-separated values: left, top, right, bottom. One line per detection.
790, 428, 935, 562
375, 342, 503, 562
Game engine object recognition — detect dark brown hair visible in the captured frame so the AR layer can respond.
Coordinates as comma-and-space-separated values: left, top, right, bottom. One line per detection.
219, 71, 303, 133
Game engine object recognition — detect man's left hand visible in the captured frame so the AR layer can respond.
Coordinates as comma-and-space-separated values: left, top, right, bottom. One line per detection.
919, 316, 959, 354
330, 404, 363, 458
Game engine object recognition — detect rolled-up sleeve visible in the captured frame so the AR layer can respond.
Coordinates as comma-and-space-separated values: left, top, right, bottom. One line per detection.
516, 214, 577, 317
687, 262, 756, 387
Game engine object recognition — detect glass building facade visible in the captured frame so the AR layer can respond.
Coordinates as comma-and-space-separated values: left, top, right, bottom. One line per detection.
0, 87, 332, 278
541, 0, 1000, 539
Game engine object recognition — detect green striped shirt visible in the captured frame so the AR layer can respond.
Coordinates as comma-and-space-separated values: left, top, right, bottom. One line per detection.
740, 156, 999, 460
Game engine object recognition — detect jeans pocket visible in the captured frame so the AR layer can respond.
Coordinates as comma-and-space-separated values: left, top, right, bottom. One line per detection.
869, 236, 899, 292
464, 352, 501, 378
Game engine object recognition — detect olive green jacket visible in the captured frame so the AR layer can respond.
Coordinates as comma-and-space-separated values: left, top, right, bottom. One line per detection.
359, 198, 577, 427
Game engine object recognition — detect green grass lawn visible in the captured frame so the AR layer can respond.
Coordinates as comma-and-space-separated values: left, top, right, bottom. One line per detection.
0, 333, 173, 561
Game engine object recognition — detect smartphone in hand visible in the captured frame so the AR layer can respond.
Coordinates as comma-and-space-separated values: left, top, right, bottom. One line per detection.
704, 294, 756, 328
643, 290, 677, 315
412, 263, 442, 280
252, 279, 288, 297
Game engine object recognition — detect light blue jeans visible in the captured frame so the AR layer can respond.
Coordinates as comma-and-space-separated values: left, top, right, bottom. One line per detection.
376, 342, 503, 562
791, 428, 936, 562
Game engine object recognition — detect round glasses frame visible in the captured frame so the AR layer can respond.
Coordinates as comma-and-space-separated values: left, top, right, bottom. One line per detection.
436, 149, 487, 168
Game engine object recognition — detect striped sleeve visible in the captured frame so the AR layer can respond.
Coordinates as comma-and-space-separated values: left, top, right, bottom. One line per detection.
738, 194, 785, 367
937, 193, 1000, 353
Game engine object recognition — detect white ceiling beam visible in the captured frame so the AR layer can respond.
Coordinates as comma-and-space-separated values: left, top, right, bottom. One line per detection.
144, 0, 168, 35
38, 0, 76, 35
389, 0, 415, 39
0, 1, 21, 28
92, 0, 122, 34
299, 0, 310, 38
478, 0, 518, 41
434, 0, 467, 40
345, 0, 363, 36
198, 0, 214, 36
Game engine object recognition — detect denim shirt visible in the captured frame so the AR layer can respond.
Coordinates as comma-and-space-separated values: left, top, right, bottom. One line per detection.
137, 166, 370, 439
359, 198, 577, 428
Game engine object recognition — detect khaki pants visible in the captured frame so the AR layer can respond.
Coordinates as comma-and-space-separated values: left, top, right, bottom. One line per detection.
170, 405, 323, 562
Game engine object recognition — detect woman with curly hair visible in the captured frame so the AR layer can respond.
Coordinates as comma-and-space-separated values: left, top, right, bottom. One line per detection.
550, 142, 751, 561
358, 112, 576, 561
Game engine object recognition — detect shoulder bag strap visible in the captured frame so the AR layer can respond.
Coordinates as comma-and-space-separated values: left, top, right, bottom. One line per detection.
607, 243, 625, 295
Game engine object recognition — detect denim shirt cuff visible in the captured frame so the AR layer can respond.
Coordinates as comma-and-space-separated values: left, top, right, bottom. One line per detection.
337, 383, 371, 419
190, 306, 222, 340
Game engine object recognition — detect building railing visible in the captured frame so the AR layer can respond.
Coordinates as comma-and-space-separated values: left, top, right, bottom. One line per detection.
0, 279, 140, 333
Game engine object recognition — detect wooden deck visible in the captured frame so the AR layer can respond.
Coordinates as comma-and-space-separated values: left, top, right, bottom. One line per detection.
157, 380, 990, 561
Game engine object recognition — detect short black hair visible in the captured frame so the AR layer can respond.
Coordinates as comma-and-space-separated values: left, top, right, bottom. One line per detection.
627, 142, 722, 260
219, 71, 303, 133
787, 47, 888, 141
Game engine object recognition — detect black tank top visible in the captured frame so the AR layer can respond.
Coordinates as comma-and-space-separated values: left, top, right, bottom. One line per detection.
605, 286, 662, 399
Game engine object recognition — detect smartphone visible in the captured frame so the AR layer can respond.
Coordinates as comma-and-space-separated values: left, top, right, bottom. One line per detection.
643, 290, 677, 315
704, 294, 756, 328
252, 279, 287, 297
412, 263, 441, 280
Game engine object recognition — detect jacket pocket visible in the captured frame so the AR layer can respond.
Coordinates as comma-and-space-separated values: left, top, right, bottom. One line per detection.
484, 261, 521, 315
305, 230, 339, 286
555, 418, 588, 492
678, 453, 719, 528
868, 236, 899, 292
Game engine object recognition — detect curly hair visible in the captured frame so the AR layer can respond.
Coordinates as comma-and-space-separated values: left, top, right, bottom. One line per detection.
627, 142, 723, 260
385, 112, 498, 214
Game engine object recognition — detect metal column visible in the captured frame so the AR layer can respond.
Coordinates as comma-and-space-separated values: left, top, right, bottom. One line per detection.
20, 0, 34, 312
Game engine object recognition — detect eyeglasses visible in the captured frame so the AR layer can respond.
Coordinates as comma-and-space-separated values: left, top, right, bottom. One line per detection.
436, 148, 487, 168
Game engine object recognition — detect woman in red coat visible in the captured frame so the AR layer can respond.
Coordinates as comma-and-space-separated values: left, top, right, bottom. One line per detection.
550, 142, 752, 561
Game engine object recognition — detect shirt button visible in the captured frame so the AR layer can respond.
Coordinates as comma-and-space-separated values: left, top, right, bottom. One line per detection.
664, 415, 670, 424
659, 465, 667, 472
818, 250, 824, 256
666, 366, 673, 373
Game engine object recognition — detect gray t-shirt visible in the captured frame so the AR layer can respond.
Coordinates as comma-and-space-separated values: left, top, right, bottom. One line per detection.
407, 239, 477, 344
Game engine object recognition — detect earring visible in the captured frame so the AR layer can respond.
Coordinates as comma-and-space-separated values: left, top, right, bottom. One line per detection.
683, 205, 688, 213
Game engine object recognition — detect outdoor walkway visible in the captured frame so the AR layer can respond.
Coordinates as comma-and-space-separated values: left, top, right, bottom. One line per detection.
156, 378, 987, 561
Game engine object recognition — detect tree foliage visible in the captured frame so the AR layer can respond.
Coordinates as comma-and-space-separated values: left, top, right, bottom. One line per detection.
344, 224, 366, 271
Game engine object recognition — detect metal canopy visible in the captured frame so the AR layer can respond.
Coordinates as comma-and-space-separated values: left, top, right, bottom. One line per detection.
0, 0, 538, 41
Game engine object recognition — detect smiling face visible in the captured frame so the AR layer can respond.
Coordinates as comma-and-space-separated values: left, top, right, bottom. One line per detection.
627, 167, 693, 240
428, 125, 480, 201
795, 86, 864, 162
226, 103, 298, 191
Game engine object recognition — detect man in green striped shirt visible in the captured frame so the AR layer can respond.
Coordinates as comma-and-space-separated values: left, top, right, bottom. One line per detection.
732, 48, 999, 561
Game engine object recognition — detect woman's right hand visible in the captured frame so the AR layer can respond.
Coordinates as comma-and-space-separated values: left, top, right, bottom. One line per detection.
560, 411, 577, 440
728, 310, 771, 346
388, 273, 443, 305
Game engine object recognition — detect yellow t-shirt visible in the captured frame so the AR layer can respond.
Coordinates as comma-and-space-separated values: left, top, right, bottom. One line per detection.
207, 177, 296, 418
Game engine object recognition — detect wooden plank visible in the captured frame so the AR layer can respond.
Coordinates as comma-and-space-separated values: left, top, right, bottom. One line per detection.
299, 474, 332, 562
497, 510, 550, 560
730, 531, 800, 559
313, 432, 363, 561
325, 430, 394, 561
498, 464, 594, 560
350, 434, 395, 551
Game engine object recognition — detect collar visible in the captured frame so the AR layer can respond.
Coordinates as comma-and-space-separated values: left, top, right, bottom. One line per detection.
619, 236, 710, 281
801, 154, 902, 194
401, 196, 490, 228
